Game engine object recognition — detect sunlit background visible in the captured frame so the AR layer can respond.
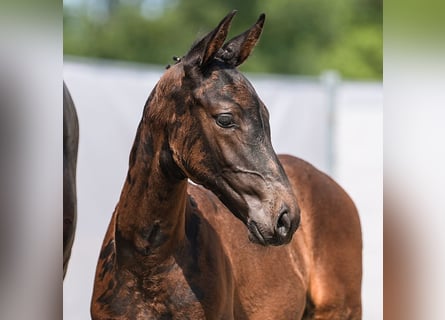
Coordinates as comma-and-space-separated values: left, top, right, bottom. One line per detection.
63, 1, 382, 319
64, 0, 382, 79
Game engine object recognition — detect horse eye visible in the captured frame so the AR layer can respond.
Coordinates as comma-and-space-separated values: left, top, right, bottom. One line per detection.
216, 113, 235, 128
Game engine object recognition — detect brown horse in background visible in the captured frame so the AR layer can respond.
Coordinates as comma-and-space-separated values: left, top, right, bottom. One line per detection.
63, 82, 79, 279
91, 11, 362, 319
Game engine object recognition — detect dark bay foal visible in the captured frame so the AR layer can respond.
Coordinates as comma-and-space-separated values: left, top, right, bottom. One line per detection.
91, 11, 362, 319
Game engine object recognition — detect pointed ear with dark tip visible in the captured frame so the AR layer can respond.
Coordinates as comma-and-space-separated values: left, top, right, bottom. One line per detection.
183, 10, 237, 68
218, 13, 265, 67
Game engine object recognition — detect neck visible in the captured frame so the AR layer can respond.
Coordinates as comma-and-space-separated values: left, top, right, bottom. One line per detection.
114, 98, 187, 271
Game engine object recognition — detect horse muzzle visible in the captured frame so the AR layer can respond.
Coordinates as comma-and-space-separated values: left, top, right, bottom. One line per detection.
247, 204, 300, 246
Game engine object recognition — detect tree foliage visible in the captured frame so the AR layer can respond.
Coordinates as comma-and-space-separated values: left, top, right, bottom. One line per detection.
64, 0, 382, 79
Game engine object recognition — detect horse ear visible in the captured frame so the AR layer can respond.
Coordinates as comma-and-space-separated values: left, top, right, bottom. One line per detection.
183, 10, 237, 68
218, 13, 265, 67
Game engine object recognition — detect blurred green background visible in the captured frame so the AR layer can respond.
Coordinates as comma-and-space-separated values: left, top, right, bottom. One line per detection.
64, 0, 382, 79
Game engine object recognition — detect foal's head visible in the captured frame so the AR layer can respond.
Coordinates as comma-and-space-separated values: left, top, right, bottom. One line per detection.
149, 11, 300, 246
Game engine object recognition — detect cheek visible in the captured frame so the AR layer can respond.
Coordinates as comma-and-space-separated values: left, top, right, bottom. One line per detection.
183, 148, 215, 186
170, 126, 210, 177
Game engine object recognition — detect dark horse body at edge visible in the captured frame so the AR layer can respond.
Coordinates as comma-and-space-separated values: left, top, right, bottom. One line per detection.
63, 81, 79, 279
91, 11, 362, 319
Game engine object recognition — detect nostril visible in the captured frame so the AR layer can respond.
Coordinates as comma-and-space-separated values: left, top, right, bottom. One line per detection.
276, 209, 291, 238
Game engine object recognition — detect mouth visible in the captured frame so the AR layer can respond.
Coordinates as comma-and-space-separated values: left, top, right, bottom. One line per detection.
247, 220, 267, 246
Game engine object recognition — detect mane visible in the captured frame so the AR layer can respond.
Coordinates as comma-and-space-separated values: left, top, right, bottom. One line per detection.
165, 56, 182, 70
127, 86, 157, 169
165, 46, 235, 70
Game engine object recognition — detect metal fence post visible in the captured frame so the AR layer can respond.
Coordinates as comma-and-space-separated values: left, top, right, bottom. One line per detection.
321, 70, 340, 176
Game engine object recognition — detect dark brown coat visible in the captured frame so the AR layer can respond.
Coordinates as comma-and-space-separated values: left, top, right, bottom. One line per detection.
91, 11, 362, 319
63, 81, 79, 278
